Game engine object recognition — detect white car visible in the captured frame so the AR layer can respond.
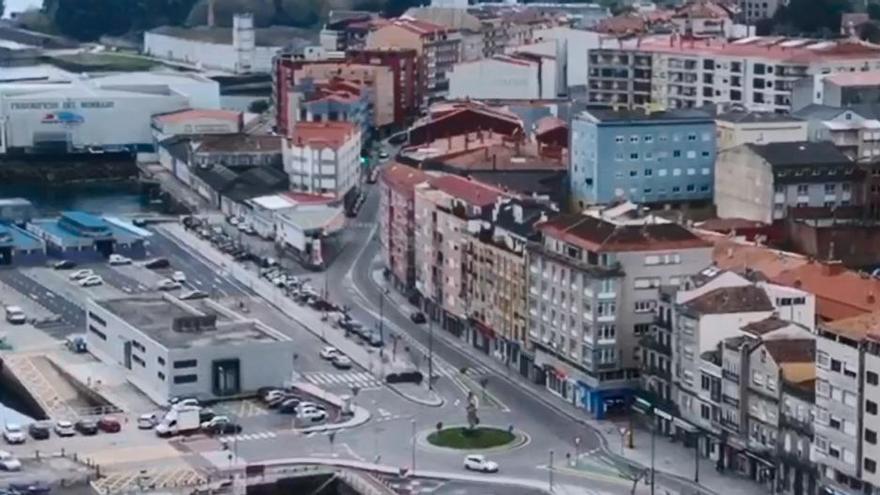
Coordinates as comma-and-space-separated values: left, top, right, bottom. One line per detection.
79, 275, 103, 287
172, 271, 187, 283
157, 279, 181, 291
201, 416, 230, 430
297, 409, 327, 422
0, 451, 21, 471
54, 420, 75, 437
69, 269, 94, 280
464, 454, 499, 473
2, 424, 24, 444
108, 254, 132, 265
331, 355, 353, 369
137, 413, 157, 430
319, 346, 339, 360
228, 217, 240, 227
171, 398, 200, 410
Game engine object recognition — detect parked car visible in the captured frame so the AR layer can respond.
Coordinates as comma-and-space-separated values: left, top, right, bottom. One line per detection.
199, 409, 216, 423
180, 290, 208, 301
5, 306, 26, 325
74, 419, 98, 435
378, 151, 390, 159
52, 260, 76, 270
79, 275, 103, 287
319, 346, 339, 360
137, 413, 158, 430
144, 258, 170, 270
463, 454, 499, 473
410, 312, 426, 324
97, 417, 121, 433
0, 451, 21, 471
54, 420, 75, 437
365, 330, 384, 348
297, 408, 327, 423
278, 398, 302, 414
170, 397, 200, 409
257, 388, 284, 403
3, 424, 25, 444
157, 279, 181, 291
69, 269, 94, 280
108, 254, 132, 265
9, 481, 50, 495
28, 422, 50, 440
201, 416, 242, 435
331, 355, 353, 370
266, 394, 295, 409
172, 271, 187, 283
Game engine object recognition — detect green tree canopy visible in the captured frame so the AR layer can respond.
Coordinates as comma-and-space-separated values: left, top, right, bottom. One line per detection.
770, 0, 851, 36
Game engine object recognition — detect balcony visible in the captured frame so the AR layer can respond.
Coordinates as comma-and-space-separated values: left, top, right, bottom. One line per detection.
643, 364, 671, 381
776, 450, 816, 472
779, 414, 813, 436
634, 388, 679, 417
722, 394, 739, 407
639, 334, 671, 356
722, 369, 739, 383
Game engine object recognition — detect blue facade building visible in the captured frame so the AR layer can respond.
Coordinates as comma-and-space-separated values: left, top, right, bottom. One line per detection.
0, 223, 46, 266
570, 108, 717, 208
291, 78, 373, 143
27, 211, 147, 262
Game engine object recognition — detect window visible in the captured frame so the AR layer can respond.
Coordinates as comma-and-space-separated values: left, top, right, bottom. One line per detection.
634, 300, 656, 313
173, 359, 198, 369
644, 168, 653, 176
867, 429, 878, 445
157, 371, 165, 381
630, 135, 639, 143
644, 135, 653, 143
630, 153, 639, 160
673, 150, 681, 158
687, 133, 697, 141
673, 168, 682, 176
687, 168, 696, 175
88, 312, 107, 326
634, 323, 650, 335
599, 325, 616, 339
687, 151, 696, 159
752, 371, 764, 386
658, 169, 668, 177
131, 340, 145, 353
158, 356, 166, 366
825, 184, 837, 194
615, 136, 624, 143
173, 374, 198, 384
867, 458, 877, 474
868, 400, 878, 415
831, 359, 841, 372
88, 325, 107, 341
817, 351, 830, 368
869, 371, 879, 386
797, 184, 809, 195
633, 277, 661, 289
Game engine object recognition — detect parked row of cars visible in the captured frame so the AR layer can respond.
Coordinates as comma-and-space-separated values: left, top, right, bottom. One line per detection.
138, 399, 243, 437
257, 388, 328, 423
3, 417, 122, 445
335, 314, 384, 348
184, 218, 254, 262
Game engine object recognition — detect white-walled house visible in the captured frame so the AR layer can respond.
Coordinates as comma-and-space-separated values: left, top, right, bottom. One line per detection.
284, 121, 361, 201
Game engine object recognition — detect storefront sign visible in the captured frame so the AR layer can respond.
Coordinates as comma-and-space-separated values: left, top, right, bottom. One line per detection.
10, 100, 116, 111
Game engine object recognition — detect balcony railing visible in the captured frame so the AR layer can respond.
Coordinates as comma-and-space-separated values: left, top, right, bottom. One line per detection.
722, 394, 739, 407
643, 364, 671, 381
779, 414, 813, 436
640, 334, 671, 355
722, 369, 739, 383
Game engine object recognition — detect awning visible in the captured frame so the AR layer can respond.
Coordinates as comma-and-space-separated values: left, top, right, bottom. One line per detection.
472, 320, 496, 340
743, 450, 776, 468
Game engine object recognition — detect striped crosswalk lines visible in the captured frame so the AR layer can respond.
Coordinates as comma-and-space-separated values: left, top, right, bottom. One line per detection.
303, 371, 383, 389
219, 431, 278, 443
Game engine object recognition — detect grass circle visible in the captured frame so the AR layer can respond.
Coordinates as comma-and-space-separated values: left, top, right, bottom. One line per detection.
426, 426, 516, 450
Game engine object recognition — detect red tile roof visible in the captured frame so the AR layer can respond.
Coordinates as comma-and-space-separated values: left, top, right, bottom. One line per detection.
153, 109, 241, 124
394, 17, 450, 35
772, 263, 880, 322
534, 116, 566, 136
428, 175, 504, 207
290, 121, 358, 149
540, 214, 711, 253
380, 162, 431, 195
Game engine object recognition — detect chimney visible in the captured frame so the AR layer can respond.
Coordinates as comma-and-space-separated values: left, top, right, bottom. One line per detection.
822, 260, 846, 276
207, 0, 216, 27
492, 154, 497, 170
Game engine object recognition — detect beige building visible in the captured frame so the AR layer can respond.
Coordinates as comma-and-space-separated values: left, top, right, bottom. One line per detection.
367, 18, 462, 104
715, 111, 808, 151
379, 163, 432, 292
403, 7, 485, 62
295, 62, 395, 127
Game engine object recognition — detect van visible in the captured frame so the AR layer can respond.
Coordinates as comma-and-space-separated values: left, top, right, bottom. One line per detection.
4, 306, 25, 325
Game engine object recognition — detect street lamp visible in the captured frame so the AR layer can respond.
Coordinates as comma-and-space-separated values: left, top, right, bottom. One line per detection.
411, 419, 417, 473
427, 316, 434, 390
632, 397, 656, 495
379, 288, 390, 344
548, 449, 554, 493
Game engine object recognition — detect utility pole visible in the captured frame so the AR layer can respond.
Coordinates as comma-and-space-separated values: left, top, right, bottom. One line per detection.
650, 419, 655, 495
428, 316, 434, 390
548, 449, 554, 493
411, 419, 417, 473
694, 432, 700, 483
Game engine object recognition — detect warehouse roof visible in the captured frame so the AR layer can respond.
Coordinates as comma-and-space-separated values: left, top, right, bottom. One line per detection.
149, 25, 317, 47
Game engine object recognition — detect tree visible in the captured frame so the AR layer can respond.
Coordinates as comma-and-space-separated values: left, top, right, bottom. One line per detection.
248, 99, 270, 114
870, 2, 880, 21
860, 21, 880, 43
770, 0, 851, 36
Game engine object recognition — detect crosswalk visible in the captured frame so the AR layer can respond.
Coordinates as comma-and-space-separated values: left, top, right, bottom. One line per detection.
302, 371, 383, 389
214, 399, 269, 418
219, 431, 279, 443
93, 467, 206, 495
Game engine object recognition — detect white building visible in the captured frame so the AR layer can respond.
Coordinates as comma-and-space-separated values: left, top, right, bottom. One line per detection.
533, 27, 602, 91
151, 109, 243, 144
449, 54, 559, 100
85, 295, 296, 404
715, 111, 809, 151
144, 14, 312, 74
284, 121, 361, 201
0, 67, 219, 154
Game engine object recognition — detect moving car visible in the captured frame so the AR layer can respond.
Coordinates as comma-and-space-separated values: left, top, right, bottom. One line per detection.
278, 399, 302, 414
180, 290, 208, 301
28, 422, 50, 440
172, 271, 187, 283
410, 312, 426, 324
69, 269, 94, 280
9, 481, 51, 495
463, 454, 499, 473
54, 420, 75, 437
144, 258, 170, 269
155, 406, 201, 437
5, 306, 26, 325
97, 417, 121, 433
3, 424, 25, 444
53, 260, 76, 270
331, 354, 353, 369
137, 413, 158, 430
108, 254, 132, 265
157, 279, 181, 291
202, 417, 242, 435
79, 275, 103, 287
74, 419, 98, 435
297, 408, 327, 422
0, 451, 21, 471
319, 346, 339, 360
378, 151, 390, 159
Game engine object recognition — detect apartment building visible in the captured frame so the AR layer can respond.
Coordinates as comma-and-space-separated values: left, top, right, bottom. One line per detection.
448, 54, 559, 101
793, 72, 880, 110
570, 107, 716, 208
739, 0, 785, 23
464, 198, 549, 366
284, 121, 361, 204
715, 111, 808, 151
715, 141, 863, 224
347, 47, 420, 128
587, 36, 880, 113
526, 212, 711, 419
413, 175, 504, 337
366, 18, 462, 105
379, 163, 431, 292
286, 77, 373, 142
794, 105, 880, 162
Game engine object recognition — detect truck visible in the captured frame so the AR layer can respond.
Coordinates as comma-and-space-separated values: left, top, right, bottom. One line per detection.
155, 405, 201, 437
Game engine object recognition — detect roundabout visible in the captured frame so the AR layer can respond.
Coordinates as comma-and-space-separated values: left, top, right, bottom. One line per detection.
426, 426, 521, 450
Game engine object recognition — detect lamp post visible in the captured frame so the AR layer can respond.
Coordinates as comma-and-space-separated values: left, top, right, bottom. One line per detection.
379, 288, 389, 344
633, 397, 655, 495
548, 449, 554, 493
428, 316, 434, 390
411, 419, 417, 472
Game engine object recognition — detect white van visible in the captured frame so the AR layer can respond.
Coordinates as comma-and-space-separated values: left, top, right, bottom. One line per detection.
4, 307, 25, 325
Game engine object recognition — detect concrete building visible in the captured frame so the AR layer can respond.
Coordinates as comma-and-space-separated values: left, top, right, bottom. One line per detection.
85, 295, 295, 404
366, 18, 462, 104
715, 111, 808, 151
158, 134, 284, 182
0, 68, 219, 154
27, 212, 147, 261
465, 198, 550, 365
449, 54, 559, 100
188, 164, 289, 216
739, 0, 784, 23
403, 7, 485, 62
793, 105, 880, 162
526, 212, 711, 418
531, 27, 602, 92
586, 36, 880, 114
284, 121, 361, 204
318, 12, 380, 53
273, 201, 346, 270
0, 223, 46, 266
292, 62, 395, 129
151, 109, 243, 144
144, 14, 314, 74
0, 198, 35, 225
795, 72, 880, 109
287, 77, 373, 141
570, 107, 716, 209
379, 163, 432, 292
414, 175, 504, 337
714, 141, 862, 224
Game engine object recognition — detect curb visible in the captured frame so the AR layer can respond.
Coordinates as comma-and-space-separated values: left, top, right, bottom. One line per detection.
386, 383, 445, 408
298, 406, 371, 434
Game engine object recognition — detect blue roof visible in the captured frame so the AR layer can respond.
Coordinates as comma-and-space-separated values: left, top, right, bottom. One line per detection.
60, 211, 108, 230
30, 219, 92, 245
0, 223, 44, 250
